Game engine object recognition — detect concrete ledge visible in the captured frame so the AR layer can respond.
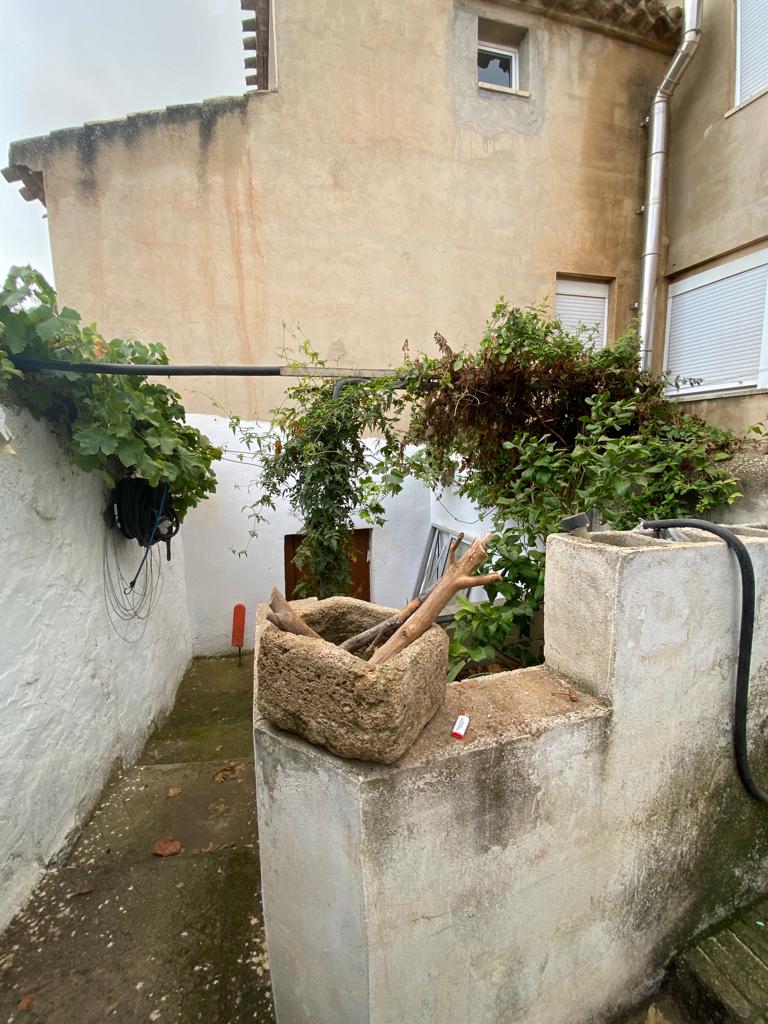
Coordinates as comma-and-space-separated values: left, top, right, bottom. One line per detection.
253, 528, 768, 1023
254, 664, 609, 778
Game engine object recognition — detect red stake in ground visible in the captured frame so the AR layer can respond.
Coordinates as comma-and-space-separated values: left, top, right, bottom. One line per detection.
231, 603, 246, 666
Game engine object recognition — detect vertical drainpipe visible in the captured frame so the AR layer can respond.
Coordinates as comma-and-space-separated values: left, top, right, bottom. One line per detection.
638, 0, 704, 370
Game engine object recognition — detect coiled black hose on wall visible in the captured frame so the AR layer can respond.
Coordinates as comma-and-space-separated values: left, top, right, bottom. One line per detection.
641, 518, 768, 807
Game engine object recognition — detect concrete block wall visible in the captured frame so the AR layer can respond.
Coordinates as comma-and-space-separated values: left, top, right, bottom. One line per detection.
253, 526, 768, 1024
0, 407, 193, 931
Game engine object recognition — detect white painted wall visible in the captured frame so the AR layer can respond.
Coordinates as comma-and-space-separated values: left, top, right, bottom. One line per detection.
0, 406, 192, 931
183, 415, 433, 656
429, 486, 495, 538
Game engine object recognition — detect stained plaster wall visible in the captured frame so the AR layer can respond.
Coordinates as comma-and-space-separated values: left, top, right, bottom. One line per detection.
182, 414, 432, 655
655, 2, 768, 428
0, 407, 193, 931
666, 2, 767, 280
7, 0, 668, 418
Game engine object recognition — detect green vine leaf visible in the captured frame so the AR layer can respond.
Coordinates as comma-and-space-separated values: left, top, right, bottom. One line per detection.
0, 265, 220, 520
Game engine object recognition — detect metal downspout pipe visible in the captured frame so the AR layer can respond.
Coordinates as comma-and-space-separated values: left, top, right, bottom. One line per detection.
638, 0, 703, 370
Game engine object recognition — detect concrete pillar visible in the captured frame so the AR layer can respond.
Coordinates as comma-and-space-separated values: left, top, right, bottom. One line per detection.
253, 528, 768, 1024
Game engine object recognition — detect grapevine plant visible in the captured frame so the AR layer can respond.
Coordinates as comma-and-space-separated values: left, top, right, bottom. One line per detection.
243, 302, 739, 677
0, 266, 219, 518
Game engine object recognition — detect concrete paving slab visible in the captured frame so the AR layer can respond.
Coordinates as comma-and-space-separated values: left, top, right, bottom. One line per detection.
0, 654, 274, 1024
142, 656, 254, 764
66, 760, 257, 868
0, 849, 273, 1024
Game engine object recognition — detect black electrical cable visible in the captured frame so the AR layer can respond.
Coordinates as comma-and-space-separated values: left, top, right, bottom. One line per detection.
10, 355, 414, 393
641, 517, 768, 806
103, 479, 178, 640
103, 534, 164, 642
10, 355, 283, 376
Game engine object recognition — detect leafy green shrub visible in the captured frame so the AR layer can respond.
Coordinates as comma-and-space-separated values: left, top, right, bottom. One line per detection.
404, 303, 739, 674
0, 266, 219, 518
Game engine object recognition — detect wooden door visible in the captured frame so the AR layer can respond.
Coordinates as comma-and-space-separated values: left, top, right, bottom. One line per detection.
284, 529, 371, 600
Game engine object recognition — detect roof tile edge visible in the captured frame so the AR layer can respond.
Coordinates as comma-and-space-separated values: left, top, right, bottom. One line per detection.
508, 0, 682, 52
3, 94, 256, 205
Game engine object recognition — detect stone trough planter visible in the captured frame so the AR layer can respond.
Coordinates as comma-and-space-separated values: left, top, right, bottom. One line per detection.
256, 596, 449, 764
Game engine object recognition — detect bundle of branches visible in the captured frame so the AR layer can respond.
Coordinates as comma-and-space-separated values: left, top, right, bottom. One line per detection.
405, 305, 676, 492
265, 532, 500, 667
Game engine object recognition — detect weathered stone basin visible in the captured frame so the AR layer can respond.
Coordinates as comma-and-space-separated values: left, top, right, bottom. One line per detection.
256, 596, 449, 764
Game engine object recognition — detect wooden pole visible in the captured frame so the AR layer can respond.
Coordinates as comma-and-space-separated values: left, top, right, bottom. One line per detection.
368, 533, 501, 666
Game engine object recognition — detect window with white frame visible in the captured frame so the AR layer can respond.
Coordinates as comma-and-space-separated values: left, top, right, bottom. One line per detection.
665, 248, 768, 394
478, 43, 519, 91
414, 527, 470, 598
554, 278, 609, 349
477, 18, 528, 94
736, 0, 768, 105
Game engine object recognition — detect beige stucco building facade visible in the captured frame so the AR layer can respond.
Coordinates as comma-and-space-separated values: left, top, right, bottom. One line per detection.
654, 0, 768, 433
4, 0, 680, 418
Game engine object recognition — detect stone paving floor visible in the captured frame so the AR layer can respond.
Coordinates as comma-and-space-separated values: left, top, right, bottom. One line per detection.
0, 655, 276, 1024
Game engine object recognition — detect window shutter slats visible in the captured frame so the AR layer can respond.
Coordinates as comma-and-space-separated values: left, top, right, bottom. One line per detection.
738, 0, 768, 103
555, 293, 607, 349
666, 264, 768, 390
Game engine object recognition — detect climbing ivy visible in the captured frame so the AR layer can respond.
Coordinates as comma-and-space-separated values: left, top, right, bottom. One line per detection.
0, 266, 219, 518
236, 341, 412, 597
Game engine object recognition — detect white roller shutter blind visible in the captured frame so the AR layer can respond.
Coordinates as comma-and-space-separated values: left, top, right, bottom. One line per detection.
555, 279, 609, 349
666, 252, 768, 393
737, 0, 768, 104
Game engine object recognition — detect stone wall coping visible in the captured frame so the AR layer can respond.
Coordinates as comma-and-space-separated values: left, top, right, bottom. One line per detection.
253, 663, 609, 780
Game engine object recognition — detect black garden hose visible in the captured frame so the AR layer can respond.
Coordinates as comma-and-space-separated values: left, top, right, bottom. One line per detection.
641, 518, 768, 806
112, 478, 178, 546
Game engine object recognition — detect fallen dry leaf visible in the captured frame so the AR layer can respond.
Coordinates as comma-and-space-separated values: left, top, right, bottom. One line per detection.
152, 837, 182, 857
213, 761, 239, 784
167, 787, 183, 798
66, 885, 95, 899
199, 841, 216, 854
17, 992, 37, 1011
551, 689, 579, 703
208, 799, 228, 817
215, 745, 223, 752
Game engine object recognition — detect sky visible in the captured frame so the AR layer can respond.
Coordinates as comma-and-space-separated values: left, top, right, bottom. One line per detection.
0, 0, 245, 283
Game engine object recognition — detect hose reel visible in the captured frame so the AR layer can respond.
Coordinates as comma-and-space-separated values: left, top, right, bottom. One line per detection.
111, 477, 179, 561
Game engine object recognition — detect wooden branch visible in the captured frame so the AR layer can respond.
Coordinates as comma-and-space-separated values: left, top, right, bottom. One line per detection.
338, 581, 439, 654
266, 588, 323, 640
339, 617, 397, 654
369, 533, 501, 666
447, 532, 464, 569
453, 572, 501, 589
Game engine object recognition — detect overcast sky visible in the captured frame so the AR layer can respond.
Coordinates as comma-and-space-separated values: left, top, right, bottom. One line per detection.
0, 0, 245, 283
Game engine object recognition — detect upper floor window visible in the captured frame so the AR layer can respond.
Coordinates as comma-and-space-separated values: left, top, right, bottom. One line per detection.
478, 44, 519, 91
555, 278, 609, 350
736, 0, 768, 105
477, 18, 529, 95
665, 247, 768, 393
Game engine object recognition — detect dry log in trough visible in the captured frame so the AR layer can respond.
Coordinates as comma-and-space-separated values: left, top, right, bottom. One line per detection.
368, 532, 501, 666
338, 582, 438, 654
267, 588, 323, 640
